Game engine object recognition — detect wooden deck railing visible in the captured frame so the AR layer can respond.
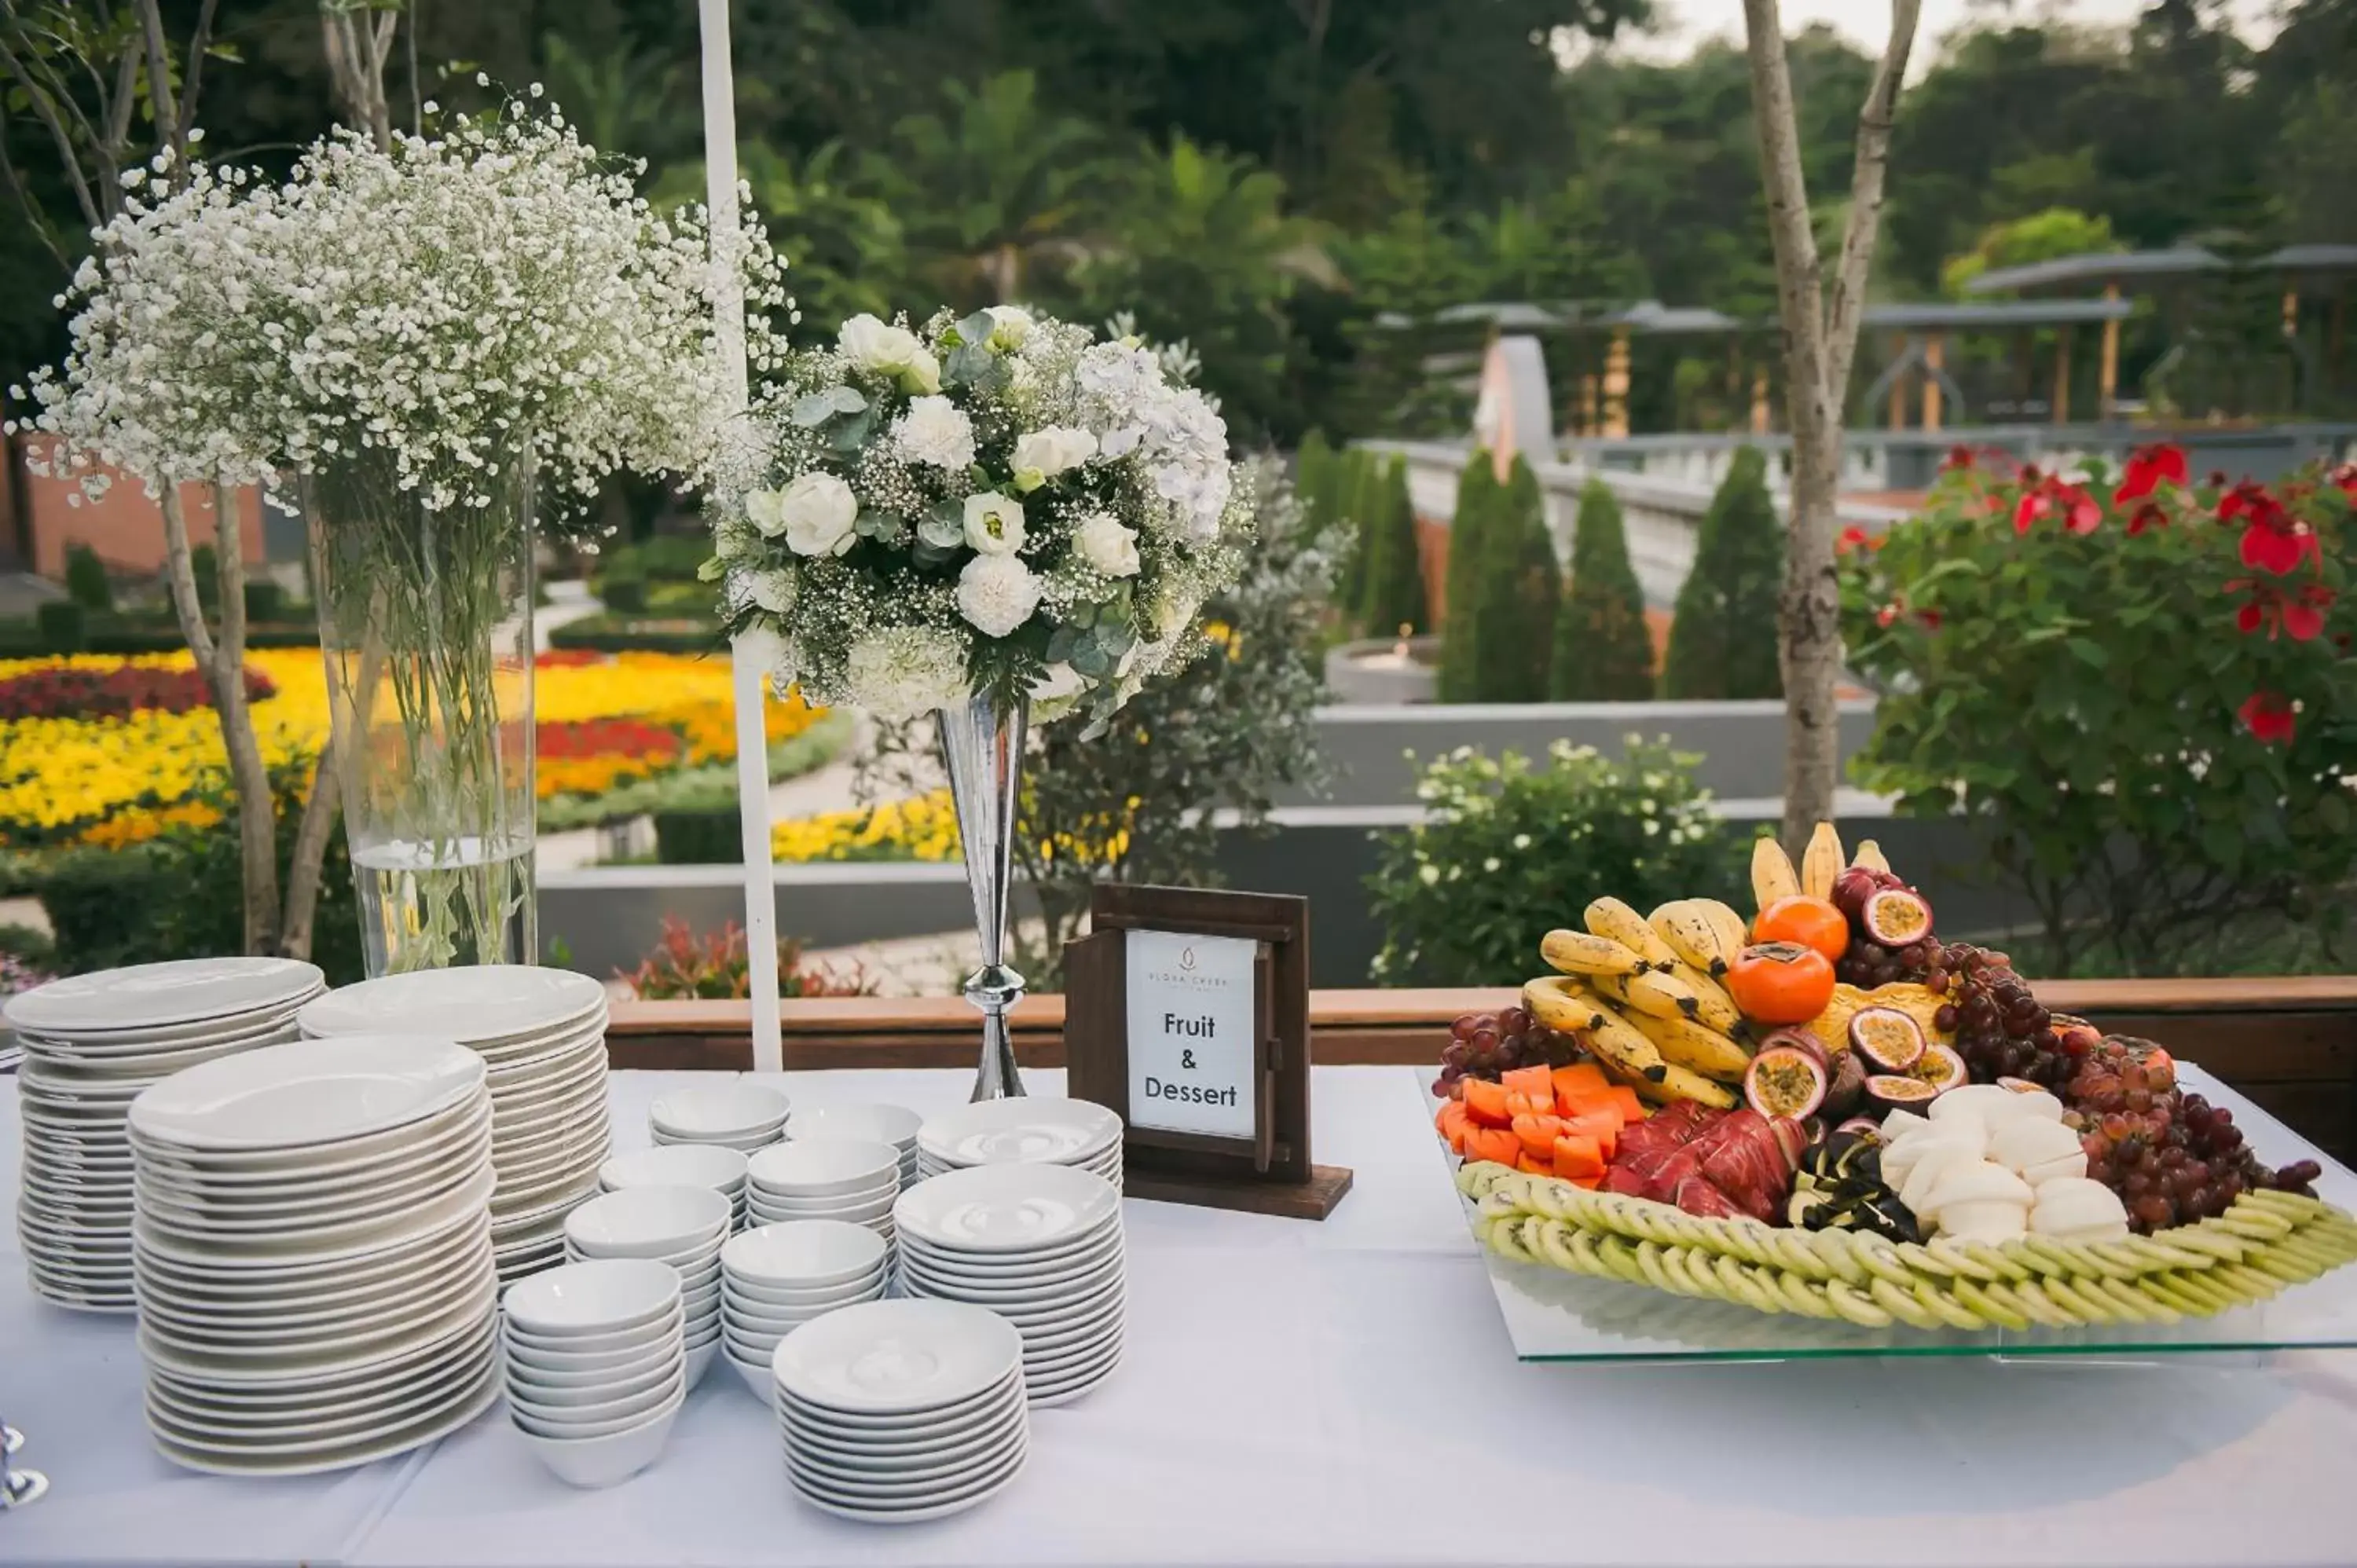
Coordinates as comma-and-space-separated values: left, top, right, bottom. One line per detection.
608, 979, 2357, 1162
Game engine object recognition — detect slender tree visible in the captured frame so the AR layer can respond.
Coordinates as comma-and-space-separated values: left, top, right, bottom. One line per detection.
1468, 454, 1556, 702
1740, 0, 1920, 848
1663, 448, 1783, 701
1436, 448, 1498, 700
1552, 478, 1654, 701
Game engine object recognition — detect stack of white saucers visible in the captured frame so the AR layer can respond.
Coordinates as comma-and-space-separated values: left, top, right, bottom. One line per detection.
561, 1187, 728, 1388
503, 1258, 685, 1489
649, 1082, 790, 1152
5, 957, 323, 1312
790, 1102, 921, 1190
718, 1221, 890, 1401
771, 1299, 1029, 1522
915, 1097, 1124, 1192
599, 1144, 749, 1229
299, 966, 611, 1284
895, 1163, 1125, 1406
746, 1139, 900, 1242
126, 1035, 501, 1475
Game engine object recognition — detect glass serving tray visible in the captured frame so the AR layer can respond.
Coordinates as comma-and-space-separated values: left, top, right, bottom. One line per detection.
1444, 1064, 2357, 1362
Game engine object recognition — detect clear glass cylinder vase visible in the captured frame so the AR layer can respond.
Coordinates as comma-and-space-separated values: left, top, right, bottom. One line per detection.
302, 456, 537, 976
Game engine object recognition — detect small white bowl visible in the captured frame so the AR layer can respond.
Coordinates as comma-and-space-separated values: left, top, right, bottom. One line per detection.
747, 1138, 898, 1196
650, 1083, 790, 1141
598, 1144, 750, 1196
503, 1258, 681, 1339
723, 1220, 887, 1289
506, 1351, 679, 1412
515, 1390, 683, 1489
564, 1187, 731, 1259
509, 1368, 685, 1433
505, 1336, 676, 1390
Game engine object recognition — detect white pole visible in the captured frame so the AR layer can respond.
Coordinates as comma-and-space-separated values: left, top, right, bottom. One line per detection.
696, 0, 783, 1075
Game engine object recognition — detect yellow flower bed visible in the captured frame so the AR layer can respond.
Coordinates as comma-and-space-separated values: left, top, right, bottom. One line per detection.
0, 650, 823, 849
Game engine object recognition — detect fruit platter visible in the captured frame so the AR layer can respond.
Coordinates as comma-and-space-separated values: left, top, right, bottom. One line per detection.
1429, 826, 2357, 1359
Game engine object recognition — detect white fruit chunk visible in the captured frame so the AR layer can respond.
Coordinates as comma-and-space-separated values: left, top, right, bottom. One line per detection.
1934, 1199, 2031, 1244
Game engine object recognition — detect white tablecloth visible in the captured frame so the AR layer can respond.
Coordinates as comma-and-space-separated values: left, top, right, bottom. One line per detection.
8, 1064, 2357, 1568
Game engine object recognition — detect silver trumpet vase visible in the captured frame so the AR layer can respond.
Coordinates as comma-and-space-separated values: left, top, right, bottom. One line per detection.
935, 690, 1029, 1101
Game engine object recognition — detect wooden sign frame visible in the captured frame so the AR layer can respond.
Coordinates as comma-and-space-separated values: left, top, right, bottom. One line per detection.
1064, 884, 1352, 1219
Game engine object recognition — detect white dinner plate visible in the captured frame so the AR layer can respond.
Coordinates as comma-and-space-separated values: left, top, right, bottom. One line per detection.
770, 1299, 1021, 1416
893, 1163, 1120, 1254
7, 957, 324, 1035
128, 1035, 485, 1152
296, 965, 605, 1046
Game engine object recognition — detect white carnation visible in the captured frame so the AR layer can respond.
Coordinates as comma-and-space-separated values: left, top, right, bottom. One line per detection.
844, 626, 970, 720
962, 491, 1025, 555
957, 552, 1042, 638
775, 471, 859, 557
1011, 425, 1096, 491
893, 395, 975, 470
1074, 512, 1140, 577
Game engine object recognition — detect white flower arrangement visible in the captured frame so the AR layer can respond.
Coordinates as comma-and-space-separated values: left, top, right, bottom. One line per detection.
710, 307, 1250, 727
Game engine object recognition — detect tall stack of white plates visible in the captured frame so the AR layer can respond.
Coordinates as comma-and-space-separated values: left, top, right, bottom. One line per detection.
894, 1163, 1125, 1405
4, 957, 323, 1311
915, 1097, 1124, 1191
771, 1299, 1029, 1522
126, 1034, 501, 1475
299, 966, 610, 1282
790, 1103, 921, 1190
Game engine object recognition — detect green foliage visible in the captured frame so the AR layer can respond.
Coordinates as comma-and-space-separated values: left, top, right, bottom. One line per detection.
1941, 207, 2120, 298
1839, 453, 2357, 976
1554, 478, 1655, 701
1368, 738, 1736, 986
1467, 456, 1557, 702
34, 599, 83, 652
62, 544, 110, 610
1438, 451, 1498, 700
1663, 448, 1783, 700
1358, 453, 1427, 637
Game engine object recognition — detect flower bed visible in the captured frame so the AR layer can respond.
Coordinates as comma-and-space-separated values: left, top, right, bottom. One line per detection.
0, 650, 827, 851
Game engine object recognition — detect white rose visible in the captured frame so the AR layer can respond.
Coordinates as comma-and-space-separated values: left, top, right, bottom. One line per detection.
776, 472, 859, 558
746, 566, 797, 616
1010, 426, 1098, 492
987, 306, 1034, 349
1074, 512, 1140, 577
742, 486, 793, 539
893, 395, 976, 470
962, 491, 1025, 555
956, 553, 1043, 639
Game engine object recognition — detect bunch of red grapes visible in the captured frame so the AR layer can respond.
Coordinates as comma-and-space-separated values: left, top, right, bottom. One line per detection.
1431, 1008, 1574, 1100
2067, 1039, 2321, 1231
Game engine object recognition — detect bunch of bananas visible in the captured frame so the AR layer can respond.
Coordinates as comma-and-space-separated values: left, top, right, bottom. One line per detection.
1522, 897, 1756, 1111
1459, 1161, 2357, 1332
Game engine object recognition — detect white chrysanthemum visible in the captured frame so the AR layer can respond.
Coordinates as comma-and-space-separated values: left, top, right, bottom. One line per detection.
843, 626, 970, 720
956, 553, 1042, 638
892, 395, 976, 470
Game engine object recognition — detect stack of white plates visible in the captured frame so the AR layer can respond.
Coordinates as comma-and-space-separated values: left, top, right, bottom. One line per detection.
561, 1187, 728, 1388
126, 1035, 501, 1475
299, 966, 611, 1283
915, 1097, 1124, 1191
790, 1102, 921, 1190
5, 957, 324, 1311
746, 1139, 900, 1242
719, 1221, 891, 1401
896, 1163, 1125, 1406
503, 1259, 686, 1489
599, 1144, 749, 1230
771, 1299, 1029, 1522
649, 1082, 790, 1152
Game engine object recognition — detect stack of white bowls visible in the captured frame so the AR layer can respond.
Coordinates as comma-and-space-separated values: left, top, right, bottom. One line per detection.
771, 1299, 1030, 1522
598, 1144, 749, 1230
746, 1139, 900, 1241
896, 1163, 1125, 1406
915, 1097, 1124, 1191
503, 1259, 685, 1489
5, 957, 323, 1313
790, 1102, 921, 1191
649, 1082, 790, 1152
560, 1187, 728, 1387
299, 966, 611, 1284
718, 1220, 891, 1401
126, 1035, 501, 1475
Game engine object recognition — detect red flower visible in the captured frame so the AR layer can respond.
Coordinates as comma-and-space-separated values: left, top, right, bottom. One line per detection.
2114, 443, 2189, 504
2238, 691, 2297, 746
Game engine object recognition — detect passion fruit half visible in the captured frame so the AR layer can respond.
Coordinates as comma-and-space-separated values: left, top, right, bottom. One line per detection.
1847, 1005, 1927, 1072
1743, 1044, 1829, 1120
1860, 887, 1935, 947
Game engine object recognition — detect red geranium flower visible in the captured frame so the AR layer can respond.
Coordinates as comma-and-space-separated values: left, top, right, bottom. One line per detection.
2114, 443, 2189, 504
2238, 691, 2297, 746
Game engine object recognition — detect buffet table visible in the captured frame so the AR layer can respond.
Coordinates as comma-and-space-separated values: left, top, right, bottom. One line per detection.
8, 1064, 2357, 1568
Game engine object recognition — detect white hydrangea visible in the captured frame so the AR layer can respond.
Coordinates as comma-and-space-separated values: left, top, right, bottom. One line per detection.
956, 553, 1041, 637
843, 626, 970, 720
891, 395, 976, 470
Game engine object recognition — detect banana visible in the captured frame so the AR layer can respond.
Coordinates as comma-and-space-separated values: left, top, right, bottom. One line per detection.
1750, 835, 1801, 914
1583, 896, 1680, 970
1800, 820, 1845, 901
1520, 977, 1669, 1084
1648, 901, 1729, 976
1666, 960, 1744, 1035
1616, 965, 1707, 1023
1626, 1009, 1753, 1082
1692, 899, 1752, 964
1849, 839, 1892, 874
1539, 928, 1646, 979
